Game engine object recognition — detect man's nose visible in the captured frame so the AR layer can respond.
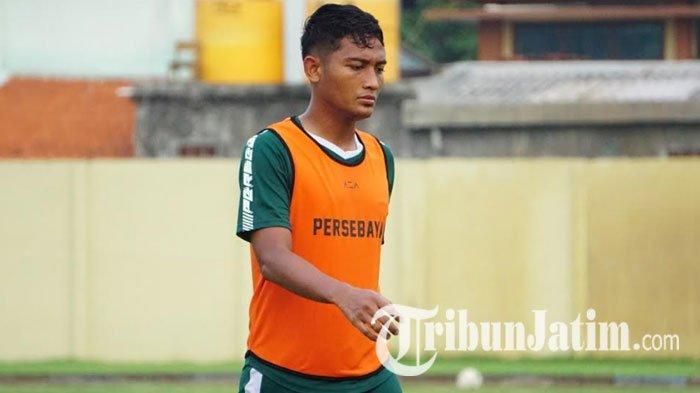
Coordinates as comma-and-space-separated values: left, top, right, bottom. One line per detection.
364, 69, 380, 91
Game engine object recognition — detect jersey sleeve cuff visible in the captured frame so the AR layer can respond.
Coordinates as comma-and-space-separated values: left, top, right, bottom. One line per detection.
236, 221, 291, 242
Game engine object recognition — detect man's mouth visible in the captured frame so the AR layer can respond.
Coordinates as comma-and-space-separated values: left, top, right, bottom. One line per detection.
358, 95, 376, 104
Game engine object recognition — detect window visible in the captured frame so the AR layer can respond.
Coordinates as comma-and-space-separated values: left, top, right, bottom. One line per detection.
668, 147, 700, 157
179, 144, 217, 157
514, 21, 664, 60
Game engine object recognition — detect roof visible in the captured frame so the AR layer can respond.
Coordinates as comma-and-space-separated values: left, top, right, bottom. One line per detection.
424, 5, 700, 22
0, 77, 135, 158
405, 61, 700, 127
400, 45, 439, 78
410, 61, 700, 104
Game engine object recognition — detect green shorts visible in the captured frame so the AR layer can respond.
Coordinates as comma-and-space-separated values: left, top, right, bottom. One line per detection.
237, 351, 402, 393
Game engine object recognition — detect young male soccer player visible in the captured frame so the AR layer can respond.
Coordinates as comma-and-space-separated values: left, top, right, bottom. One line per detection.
235, 4, 402, 393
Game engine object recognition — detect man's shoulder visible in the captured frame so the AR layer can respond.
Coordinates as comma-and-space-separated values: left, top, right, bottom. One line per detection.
240, 129, 293, 180
244, 129, 288, 156
377, 138, 393, 161
357, 130, 393, 155
369, 134, 394, 164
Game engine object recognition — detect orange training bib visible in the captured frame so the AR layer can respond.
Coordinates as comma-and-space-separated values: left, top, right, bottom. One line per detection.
246, 117, 390, 378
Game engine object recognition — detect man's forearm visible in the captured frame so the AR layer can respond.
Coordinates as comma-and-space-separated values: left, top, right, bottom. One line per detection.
256, 245, 349, 304
249, 228, 395, 342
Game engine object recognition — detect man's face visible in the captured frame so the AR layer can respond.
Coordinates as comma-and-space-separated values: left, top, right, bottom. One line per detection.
312, 36, 386, 120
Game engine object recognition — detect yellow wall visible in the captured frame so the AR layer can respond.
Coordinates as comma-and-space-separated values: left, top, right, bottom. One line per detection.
0, 162, 75, 359
0, 159, 698, 361
0, 160, 251, 361
578, 160, 700, 358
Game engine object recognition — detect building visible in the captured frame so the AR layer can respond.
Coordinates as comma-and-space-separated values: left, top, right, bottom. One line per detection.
391, 1, 700, 158
0, 0, 410, 158
425, 0, 700, 61
404, 61, 700, 157
0, 0, 189, 158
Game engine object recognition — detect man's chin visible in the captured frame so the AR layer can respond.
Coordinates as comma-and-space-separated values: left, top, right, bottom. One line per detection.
352, 107, 374, 121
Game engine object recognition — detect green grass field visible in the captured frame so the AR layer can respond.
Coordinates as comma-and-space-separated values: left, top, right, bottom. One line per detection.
0, 357, 698, 393
1, 357, 698, 377
0, 384, 699, 393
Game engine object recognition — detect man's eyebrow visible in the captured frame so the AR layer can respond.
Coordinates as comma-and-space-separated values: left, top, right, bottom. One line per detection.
345, 57, 387, 65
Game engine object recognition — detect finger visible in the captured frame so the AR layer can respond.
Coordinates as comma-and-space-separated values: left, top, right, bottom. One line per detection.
383, 304, 401, 325
387, 319, 399, 336
370, 317, 394, 337
358, 300, 377, 316
389, 306, 400, 324
374, 293, 391, 308
364, 305, 380, 322
369, 318, 383, 336
373, 316, 400, 336
357, 322, 378, 341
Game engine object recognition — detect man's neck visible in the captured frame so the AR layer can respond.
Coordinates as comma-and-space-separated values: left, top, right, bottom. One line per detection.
298, 100, 358, 152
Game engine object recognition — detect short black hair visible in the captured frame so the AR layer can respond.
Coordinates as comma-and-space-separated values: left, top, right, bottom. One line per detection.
301, 4, 384, 59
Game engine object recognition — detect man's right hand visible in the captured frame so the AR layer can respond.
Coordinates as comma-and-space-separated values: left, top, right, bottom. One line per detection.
331, 283, 400, 342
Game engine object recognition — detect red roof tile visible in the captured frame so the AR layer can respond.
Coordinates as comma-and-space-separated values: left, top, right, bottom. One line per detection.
0, 78, 135, 158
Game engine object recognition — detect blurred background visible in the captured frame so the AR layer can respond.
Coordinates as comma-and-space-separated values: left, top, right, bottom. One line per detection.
0, 1, 698, 392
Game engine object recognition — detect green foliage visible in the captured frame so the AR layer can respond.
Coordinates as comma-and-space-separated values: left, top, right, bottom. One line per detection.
401, 0, 479, 63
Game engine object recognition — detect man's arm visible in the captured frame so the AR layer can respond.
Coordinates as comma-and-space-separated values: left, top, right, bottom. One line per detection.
251, 227, 398, 342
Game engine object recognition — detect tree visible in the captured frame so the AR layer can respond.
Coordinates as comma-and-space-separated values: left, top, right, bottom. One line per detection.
401, 0, 479, 63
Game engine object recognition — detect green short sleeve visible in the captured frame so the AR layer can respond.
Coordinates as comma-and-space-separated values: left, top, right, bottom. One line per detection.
379, 141, 395, 196
236, 130, 293, 242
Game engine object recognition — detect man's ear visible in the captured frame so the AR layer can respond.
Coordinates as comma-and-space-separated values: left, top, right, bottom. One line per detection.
303, 54, 322, 83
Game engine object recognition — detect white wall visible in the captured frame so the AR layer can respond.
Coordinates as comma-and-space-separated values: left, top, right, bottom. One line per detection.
0, 0, 194, 78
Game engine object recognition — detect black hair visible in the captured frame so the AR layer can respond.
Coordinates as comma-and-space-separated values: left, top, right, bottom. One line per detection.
301, 4, 384, 58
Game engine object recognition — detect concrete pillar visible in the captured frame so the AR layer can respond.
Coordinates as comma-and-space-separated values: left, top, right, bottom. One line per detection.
664, 19, 677, 60
478, 21, 505, 61
284, 0, 306, 84
675, 19, 695, 59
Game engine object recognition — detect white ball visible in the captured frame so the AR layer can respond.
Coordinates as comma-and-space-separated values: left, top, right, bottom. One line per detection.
455, 367, 483, 390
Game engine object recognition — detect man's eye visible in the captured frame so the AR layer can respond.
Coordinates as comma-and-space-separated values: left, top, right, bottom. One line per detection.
376, 68, 385, 74
350, 64, 363, 70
